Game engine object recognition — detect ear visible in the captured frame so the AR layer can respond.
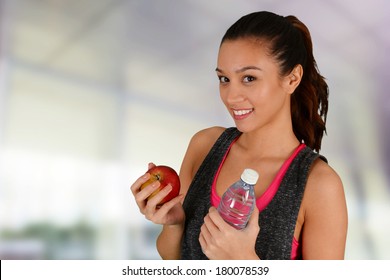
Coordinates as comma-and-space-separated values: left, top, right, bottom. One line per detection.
283, 64, 303, 94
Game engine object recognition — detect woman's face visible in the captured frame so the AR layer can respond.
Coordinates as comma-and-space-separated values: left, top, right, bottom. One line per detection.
217, 38, 293, 133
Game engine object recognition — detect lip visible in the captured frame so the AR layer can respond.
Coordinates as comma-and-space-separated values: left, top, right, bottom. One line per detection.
232, 108, 254, 120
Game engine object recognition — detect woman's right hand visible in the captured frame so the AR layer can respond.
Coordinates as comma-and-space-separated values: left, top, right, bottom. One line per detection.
130, 163, 186, 226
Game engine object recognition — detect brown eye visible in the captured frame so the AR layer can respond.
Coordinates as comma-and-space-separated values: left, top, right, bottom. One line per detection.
218, 76, 229, 83
243, 76, 256, 83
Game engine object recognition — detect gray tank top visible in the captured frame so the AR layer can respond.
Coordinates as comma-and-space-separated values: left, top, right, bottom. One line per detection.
181, 127, 326, 260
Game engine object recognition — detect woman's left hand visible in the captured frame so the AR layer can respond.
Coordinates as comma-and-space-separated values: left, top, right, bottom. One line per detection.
199, 206, 260, 260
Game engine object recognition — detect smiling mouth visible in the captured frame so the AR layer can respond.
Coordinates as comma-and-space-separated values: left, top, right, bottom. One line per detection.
233, 109, 254, 116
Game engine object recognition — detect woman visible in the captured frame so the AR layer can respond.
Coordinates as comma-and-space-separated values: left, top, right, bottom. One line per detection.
131, 11, 348, 260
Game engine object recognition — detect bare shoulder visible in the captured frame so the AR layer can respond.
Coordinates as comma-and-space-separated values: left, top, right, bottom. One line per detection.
306, 158, 344, 199
301, 157, 348, 259
190, 126, 227, 148
179, 126, 227, 194
185, 126, 227, 170
303, 157, 348, 230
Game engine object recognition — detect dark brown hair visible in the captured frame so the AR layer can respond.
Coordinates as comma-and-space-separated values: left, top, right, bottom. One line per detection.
221, 11, 328, 152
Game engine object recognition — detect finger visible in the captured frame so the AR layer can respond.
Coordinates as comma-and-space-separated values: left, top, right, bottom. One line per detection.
201, 219, 213, 241
130, 173, 151, 195
143, 185, 181, 221
146, 183, 172, 206
199, 219, 215, 258
151, 194, 184, 222
157, 194, 184, 212
203, 210, 222, 239
198, 228, 208, 255
207, 207, 226, 230
178, 193, 185, 204
198, 231, 207, 253
135, 180, 160, 203
133, 182, 160, 216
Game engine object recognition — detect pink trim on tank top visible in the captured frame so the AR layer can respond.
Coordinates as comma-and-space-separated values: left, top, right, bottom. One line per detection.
211, 140, 306, 260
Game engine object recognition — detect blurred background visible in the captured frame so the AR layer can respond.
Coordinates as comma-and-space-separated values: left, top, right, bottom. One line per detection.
0, 0, 389, 260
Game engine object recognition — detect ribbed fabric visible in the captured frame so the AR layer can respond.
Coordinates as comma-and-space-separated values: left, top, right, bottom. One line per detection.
181, 127, 326, 260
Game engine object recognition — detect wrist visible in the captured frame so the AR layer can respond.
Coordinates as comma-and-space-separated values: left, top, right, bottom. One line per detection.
237, 250, 260, 260
164, 221, 185, 232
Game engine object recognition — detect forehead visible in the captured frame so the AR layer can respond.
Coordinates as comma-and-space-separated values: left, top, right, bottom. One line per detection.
217, 38, 276, 70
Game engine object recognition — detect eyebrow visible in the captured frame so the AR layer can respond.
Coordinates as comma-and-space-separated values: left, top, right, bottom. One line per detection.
215, 66, 263, 73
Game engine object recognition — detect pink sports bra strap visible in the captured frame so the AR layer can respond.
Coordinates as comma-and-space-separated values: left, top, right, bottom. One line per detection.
211, 142, 306, 212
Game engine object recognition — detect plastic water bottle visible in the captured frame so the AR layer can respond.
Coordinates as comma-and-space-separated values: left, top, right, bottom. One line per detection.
217, 168, 259, 230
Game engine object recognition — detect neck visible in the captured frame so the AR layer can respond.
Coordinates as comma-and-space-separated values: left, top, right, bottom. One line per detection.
236, 123, 300, 158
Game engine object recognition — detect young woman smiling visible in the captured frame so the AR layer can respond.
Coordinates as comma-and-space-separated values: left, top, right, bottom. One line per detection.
131, 11, 348, 260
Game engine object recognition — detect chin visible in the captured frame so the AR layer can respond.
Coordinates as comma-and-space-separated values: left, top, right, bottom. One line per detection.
234, 122, 254, 133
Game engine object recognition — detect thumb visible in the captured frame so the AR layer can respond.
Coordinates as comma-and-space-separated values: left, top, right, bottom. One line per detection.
148, 162, 156, 170
247, 206, 260, 231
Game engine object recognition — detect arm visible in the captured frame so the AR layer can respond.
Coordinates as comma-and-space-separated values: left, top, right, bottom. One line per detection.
131, 165, 186, 259
301, 159, 348, 259
156, 214, 185, 259
156, 126, 227, 259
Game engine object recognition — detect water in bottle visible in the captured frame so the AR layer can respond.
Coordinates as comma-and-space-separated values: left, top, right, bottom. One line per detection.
217, 168, 259, 230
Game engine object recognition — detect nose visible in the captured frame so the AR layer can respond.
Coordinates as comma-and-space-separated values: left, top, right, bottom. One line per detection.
223, 82, 246, 104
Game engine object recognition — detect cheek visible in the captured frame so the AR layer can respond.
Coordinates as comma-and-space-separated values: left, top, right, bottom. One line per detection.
251, 87, 288, 117
219, 88, 229, 106
255, 82, 285, 102
249, 87, 271, 106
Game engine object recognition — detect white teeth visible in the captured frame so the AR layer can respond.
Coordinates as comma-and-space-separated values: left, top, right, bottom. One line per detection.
233, 109, 253, 116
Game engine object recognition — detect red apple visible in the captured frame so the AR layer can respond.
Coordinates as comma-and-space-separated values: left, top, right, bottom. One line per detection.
140, 165, 181, 206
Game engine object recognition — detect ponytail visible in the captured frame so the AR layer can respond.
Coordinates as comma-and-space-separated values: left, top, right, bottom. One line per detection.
285, 16, 329, 152
221, 11, 329, 152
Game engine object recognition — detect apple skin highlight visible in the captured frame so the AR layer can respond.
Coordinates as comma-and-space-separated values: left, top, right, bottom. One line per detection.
140, 165, 181, 206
